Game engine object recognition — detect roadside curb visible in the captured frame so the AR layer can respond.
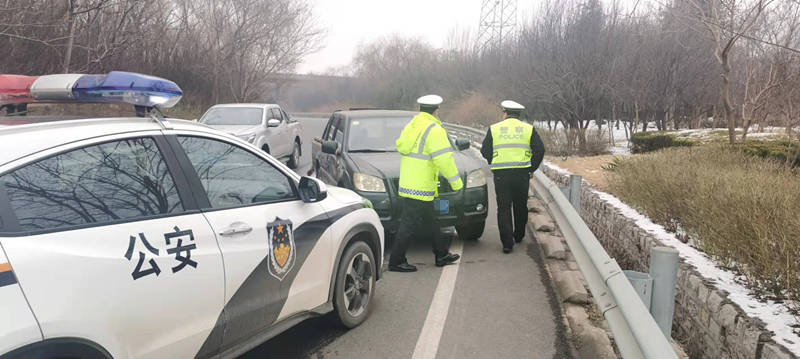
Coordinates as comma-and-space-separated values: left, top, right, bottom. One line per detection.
526, 196, 619, 359
527, 186, 690, 359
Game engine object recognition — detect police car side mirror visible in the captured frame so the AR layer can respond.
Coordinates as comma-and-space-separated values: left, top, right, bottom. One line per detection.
267, 119, 280, 127
299, 176, 327, 203
455, 138, 470, 151
321, 140, 339, 155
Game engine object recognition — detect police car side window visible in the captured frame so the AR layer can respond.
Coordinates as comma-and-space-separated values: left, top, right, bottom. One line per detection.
0, 137, 183, 232
178, 136, 297, 208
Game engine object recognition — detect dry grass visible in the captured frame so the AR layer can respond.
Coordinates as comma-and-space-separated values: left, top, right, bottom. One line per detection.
606, 146, 800, 306
545, 155, 616, 191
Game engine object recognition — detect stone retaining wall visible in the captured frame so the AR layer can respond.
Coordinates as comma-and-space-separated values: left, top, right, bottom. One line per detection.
540, 166, 795, 359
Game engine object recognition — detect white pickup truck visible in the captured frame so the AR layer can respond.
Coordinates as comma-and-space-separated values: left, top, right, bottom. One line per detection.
199, 103, 303, 168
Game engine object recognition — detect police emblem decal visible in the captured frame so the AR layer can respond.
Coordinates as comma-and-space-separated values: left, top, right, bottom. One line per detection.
267, 217, 296, 281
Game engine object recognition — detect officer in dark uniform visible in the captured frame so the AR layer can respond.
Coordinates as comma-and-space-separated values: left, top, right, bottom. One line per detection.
481, 100, 545, 253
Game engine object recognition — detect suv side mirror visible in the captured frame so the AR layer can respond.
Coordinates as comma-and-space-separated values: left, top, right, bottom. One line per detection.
321, 140, 339, 155
298, 176, 327, 203
267, 119, 280, 127
455, 138, 470, 151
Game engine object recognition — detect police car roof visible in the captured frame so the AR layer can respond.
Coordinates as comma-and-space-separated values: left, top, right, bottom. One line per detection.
337, 109, 417, 119
0, 116, 214, 167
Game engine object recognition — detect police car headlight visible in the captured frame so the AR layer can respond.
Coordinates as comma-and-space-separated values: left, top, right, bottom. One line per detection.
353, 173, 386, 192
466, 170, 486, 188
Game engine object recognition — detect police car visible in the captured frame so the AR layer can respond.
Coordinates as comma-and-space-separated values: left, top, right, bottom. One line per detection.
0, 72, 384, 358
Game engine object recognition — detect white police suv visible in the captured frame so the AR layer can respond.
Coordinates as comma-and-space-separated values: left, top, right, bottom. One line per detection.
0, 72, 384, 359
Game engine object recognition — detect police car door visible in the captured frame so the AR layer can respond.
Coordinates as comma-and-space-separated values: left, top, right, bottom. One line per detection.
170, 133, 332, 352
0, 134, 226, 358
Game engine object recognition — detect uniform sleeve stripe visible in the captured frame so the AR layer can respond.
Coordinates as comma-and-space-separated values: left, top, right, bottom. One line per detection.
430, 148, 453, 158
446, 175, 461, 182
0, 262, 11, 273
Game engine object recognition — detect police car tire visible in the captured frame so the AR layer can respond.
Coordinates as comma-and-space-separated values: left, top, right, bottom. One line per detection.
333, 241, 375, 328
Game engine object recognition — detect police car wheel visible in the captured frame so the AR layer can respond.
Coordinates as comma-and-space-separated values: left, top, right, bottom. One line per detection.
333, 241, 375, 328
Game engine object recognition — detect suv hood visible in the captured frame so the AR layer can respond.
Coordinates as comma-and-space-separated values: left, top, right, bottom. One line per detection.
348, 150, 483, 179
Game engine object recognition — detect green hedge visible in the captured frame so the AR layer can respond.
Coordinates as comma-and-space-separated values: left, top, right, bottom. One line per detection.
736, 140, 800, 167
630, 132, 693, 153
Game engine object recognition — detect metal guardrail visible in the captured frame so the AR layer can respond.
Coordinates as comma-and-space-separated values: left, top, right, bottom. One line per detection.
442, 122, 678, 359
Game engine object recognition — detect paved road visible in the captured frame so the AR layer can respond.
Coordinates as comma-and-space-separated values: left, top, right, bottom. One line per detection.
244, 116, 569, 359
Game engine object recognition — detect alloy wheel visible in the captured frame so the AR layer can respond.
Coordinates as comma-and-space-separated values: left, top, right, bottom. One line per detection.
342, 252, 373, 317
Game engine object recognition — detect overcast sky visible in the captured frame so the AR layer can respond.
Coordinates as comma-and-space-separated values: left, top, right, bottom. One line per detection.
298, 0, 643, 74
297, 0, 538, 74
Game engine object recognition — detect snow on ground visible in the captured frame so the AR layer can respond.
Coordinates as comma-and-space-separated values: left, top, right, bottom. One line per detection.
542, 161, 800, 355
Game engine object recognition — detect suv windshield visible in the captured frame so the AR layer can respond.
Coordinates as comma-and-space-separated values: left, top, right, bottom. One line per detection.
347, 117, 410, 152
201, 107, 263, 126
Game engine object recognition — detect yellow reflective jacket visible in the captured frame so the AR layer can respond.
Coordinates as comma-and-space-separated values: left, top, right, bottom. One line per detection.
396, 112, 463, 201
489, 118, 534, 170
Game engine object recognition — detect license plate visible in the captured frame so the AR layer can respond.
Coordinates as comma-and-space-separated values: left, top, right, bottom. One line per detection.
434, 200, 449, 215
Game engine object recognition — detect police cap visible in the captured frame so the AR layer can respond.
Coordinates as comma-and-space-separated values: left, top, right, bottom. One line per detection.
501, 100, 525, 111
417, 95, 443, 112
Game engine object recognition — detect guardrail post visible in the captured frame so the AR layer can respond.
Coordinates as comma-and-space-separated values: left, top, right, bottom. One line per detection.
568, 174, 582, 211
650, 246, 679, 338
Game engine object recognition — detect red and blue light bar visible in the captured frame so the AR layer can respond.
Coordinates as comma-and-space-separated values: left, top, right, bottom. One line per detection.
0, 71, 182, 108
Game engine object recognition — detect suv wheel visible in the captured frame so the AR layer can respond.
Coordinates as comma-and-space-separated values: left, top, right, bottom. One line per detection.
288, 141, 300, 169
457, 221, 486, 241
333, 241, 375, 328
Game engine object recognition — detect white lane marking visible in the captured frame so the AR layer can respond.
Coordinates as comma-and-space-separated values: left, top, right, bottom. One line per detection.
411, 240, 464, 359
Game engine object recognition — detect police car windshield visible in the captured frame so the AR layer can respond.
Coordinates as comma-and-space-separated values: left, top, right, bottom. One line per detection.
201, 107, 263, 126
347, 117, 408, 152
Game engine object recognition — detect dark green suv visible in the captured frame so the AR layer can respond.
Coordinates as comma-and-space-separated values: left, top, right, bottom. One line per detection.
311, 109, 488, 240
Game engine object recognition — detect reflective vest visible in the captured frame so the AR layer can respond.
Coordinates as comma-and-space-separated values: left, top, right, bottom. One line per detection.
490, 118, 534, 170
396, 112, 463, 201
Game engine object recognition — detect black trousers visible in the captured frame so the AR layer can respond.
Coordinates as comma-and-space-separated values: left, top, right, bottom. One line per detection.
493, 168, 531, 249
390, 197, 449, 265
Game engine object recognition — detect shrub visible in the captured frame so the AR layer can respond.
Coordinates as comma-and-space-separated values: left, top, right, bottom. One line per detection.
538, 128, 610, 157
446, 92, 503, 129
607, 146, 800, 308
629, 132, 693, 153
736, 140, 800, 167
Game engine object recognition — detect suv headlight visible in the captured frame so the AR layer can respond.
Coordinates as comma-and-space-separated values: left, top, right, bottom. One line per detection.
353, 173, 386, 192
466, 169, 486, 188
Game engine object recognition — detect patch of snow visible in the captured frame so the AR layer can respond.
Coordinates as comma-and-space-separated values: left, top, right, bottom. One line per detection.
543, 160, 800, 355
746, 132, 784, 138
544, 161, 571, 175
592, 189, 800, 355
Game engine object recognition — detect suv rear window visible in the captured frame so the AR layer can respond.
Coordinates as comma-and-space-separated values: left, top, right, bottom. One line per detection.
0, 137, 183, 232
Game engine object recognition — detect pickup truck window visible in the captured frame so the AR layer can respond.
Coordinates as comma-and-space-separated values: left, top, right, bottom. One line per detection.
269, 108, 283, 122
201, 107, 263, 126
326, 116, 342, 141
348, 117, 407, 152
281, 109, 294, 123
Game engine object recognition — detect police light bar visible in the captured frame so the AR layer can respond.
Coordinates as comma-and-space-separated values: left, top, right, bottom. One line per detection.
0, 71, 182, 108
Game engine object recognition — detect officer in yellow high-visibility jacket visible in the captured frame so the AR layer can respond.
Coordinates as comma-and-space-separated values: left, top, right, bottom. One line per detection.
389, 95, 463, 272
481, 100, 545, 253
